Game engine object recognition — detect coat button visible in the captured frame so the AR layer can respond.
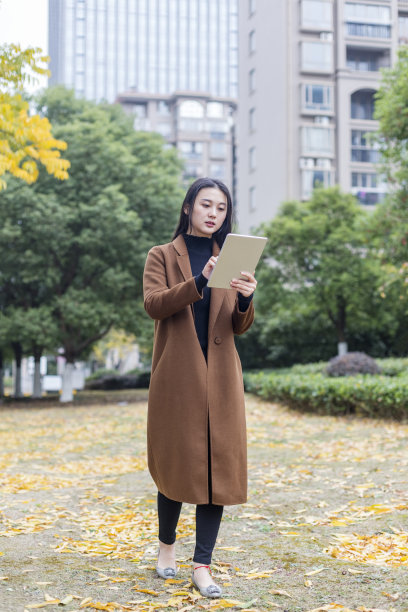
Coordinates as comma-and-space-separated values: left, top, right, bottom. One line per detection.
214, 337, 222, 345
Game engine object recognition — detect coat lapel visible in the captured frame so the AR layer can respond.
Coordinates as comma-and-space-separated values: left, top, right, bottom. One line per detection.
173, 234, 192, 281
208, 240, 226, 336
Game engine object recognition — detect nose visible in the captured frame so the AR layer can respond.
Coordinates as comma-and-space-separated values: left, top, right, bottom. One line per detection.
209, 206, 217, 218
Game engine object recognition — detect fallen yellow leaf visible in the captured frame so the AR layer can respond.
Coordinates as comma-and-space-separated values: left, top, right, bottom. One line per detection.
25, 602, 61, 609
131, 587, 159, 596
269, 589, 292, 598
381, 592, 399, 601
305, 567, 326, 576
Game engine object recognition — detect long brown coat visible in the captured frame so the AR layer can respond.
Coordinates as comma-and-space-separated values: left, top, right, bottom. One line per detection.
143, 234, 254, 506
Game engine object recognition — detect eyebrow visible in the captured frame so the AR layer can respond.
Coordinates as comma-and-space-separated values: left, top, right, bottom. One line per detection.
200, 198, 227, 205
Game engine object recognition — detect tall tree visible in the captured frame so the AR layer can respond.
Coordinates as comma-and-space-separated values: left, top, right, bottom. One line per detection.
0, 87, 183, 401
370, 46, 408, 299
260, 186, 385, 355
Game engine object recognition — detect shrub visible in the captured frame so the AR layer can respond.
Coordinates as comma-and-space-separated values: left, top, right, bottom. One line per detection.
85, 368, 117, 382
85, 368, 151, 390
326, 352, 381, 377
244, 361, 408, 420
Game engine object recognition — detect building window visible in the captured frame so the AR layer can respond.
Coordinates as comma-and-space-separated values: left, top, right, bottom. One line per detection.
179, 100, 204, 118
347, 48, 390, 72
300, 0, 333, 30
249, 0, 256, 16
302, 126, 334, 156
301, 42, 333, 73
210, 163, 225, 179
345, 3, 391, 24
351, 89, 376, 120
249, 68, 256, 93
157, 122, 172, 138
184, 163, 203, 179
353, 189, 386, 205
351, 172, 378, 188
249, 146, 256, 171
249, 186, 256, 211
132, 103, 147, 118
249, 30, 256, 54
301, 169, 332, 199
179, 118, 204, 132
210, 141, 227, 158
399, 15, 408, 45
351, 130, 380, 163
302, 84, 333, 112
157, 101, 171, 115
249, 107, 256, 131
347, 22, 391, 38
207, 102, 224, 118
179, 141, 203, 159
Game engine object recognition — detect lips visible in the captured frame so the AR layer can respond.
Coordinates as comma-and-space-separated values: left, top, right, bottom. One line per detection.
205, 222, 215, 227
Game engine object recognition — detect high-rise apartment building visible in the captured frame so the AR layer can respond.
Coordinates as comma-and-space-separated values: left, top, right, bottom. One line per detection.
48, 0, 239, 102
238, 0, 408, 233
117, 90, 236, 188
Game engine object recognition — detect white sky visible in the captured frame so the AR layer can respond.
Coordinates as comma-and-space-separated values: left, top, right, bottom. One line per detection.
0, 0, 49, 91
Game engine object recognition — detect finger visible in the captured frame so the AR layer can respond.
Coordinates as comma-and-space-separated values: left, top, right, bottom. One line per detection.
240, 271, 256, 282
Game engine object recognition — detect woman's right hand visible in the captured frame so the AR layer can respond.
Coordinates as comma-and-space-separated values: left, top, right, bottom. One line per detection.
202, 256, 218, 280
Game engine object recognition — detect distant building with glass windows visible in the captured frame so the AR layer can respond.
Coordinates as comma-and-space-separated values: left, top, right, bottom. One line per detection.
117, 91, 237, 188
48, 0, 239, 102
238, 0, 408, 232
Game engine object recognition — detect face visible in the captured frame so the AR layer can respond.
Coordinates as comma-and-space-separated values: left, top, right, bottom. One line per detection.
186, 187, 228, 238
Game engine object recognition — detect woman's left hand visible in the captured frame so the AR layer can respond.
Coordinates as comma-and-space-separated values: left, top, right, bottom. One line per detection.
230, 271, 257, 297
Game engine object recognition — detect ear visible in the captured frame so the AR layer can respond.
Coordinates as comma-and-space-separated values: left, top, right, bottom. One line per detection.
183, 208, 188, 215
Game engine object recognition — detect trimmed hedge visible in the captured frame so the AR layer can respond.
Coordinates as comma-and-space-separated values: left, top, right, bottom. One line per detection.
244, 360, 408, 420
85, 368, 151, 390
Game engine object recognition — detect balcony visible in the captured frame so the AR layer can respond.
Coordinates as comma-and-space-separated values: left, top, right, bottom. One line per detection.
347, 47, 391, 72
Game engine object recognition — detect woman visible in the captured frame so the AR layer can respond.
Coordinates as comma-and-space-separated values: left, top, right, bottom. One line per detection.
143, 177, 257, 598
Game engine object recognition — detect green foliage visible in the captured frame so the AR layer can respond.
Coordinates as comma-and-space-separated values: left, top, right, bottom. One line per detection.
85, 368, 117, 382
374, 46, 408, 189
0, 87, 183, 376
244, 359, 408, 420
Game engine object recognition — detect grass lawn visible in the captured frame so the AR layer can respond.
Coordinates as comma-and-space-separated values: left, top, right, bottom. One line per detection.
0, 392, 407, 611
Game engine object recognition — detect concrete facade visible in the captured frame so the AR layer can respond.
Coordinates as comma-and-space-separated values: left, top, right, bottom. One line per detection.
237, 0, 408, 233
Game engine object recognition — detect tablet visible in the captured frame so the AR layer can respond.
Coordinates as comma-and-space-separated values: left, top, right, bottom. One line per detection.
207, 233, 268, 289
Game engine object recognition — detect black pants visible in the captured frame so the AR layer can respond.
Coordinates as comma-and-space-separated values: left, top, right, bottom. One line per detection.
157, 491, 224, 564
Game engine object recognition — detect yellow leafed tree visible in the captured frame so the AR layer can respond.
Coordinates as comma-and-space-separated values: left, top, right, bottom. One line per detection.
0, 43, 70, 189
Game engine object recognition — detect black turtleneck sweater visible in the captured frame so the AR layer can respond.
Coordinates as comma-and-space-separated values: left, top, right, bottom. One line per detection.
183, 234, 253, 360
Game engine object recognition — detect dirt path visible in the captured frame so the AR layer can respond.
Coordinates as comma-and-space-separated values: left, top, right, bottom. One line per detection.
0, 394, 407, 612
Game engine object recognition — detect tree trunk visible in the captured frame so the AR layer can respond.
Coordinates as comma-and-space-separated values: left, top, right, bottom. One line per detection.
12, 342, 23, 398
60, 361, 74, 403
336, 299, 348, 356
32, 348, 43, 399
0, 349, 4, 399
338, 342, 348, 356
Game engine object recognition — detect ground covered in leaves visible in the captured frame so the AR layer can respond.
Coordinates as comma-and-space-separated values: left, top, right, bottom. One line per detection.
0, 393, 407, 612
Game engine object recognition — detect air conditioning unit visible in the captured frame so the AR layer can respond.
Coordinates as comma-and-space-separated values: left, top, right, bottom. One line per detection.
300, 157, 314, 168
314, 116, 330, 125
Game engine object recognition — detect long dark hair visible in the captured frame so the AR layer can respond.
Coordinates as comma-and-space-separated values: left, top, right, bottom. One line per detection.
173, 177, 234, 248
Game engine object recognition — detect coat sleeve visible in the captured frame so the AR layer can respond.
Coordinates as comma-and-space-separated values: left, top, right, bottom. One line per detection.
143, 246, 203, 320
232, 298, 255, 336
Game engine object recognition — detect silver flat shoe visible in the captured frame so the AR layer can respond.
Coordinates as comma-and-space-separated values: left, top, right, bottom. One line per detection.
191, 566, 222, 598
156, 565, 178, 579
156, 546, 178, 579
